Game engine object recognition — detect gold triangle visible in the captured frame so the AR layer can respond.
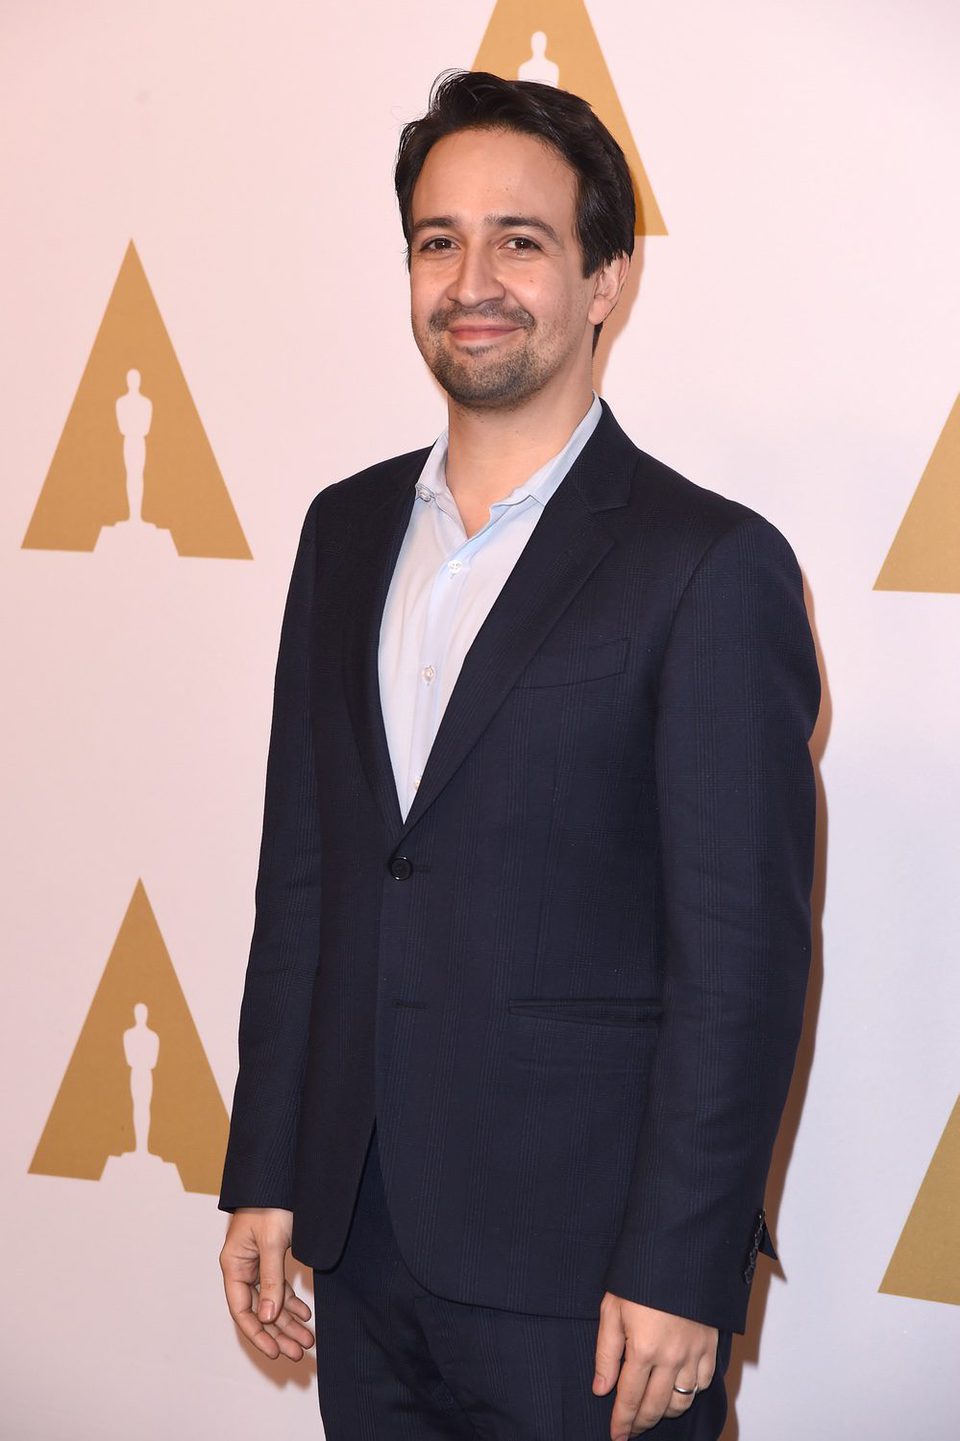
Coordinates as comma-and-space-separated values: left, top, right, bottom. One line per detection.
875, 394, 960, 593
29, 881, 230, 1195
879, 1095, 960, 1306
22, 241, 251, 558
473, 0, 666, 235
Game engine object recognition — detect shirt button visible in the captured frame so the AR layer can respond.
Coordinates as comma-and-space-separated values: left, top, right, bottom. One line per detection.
447, 559, 463, 575
421, 665, 436, 684
416, 484, 433, 502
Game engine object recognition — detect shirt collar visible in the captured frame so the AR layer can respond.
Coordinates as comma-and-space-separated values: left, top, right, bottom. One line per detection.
415, 392, 602, 511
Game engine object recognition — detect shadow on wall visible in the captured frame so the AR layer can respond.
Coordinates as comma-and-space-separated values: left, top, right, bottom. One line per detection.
593, 233, 645, 387
218, 229, 821, 1437
719, 573, 831, 1441
597, 235, 829, 1441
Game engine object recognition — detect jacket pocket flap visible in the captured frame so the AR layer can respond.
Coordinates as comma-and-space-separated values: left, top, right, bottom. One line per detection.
507, 997, 661, 1027
514, 636, 628, 688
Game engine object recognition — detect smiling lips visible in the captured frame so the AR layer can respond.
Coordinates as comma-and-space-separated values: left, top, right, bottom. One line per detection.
448, 324, 520, 343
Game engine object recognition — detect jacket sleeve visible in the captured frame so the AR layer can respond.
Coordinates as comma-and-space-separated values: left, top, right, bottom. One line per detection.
219, 495, 324, 1213
601, 512, 821, 1333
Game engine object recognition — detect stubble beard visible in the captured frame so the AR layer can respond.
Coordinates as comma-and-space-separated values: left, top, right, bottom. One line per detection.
417, 305, 559, 412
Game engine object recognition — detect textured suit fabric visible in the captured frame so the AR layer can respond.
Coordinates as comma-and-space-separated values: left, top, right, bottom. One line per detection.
313, 1127, 732, 1440
219, 400, 821, 1335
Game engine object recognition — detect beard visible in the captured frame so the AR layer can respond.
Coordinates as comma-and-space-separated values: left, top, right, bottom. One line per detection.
415, 302, 559, 411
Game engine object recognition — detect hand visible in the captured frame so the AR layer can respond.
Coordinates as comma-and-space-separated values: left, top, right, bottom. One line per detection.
220, 1207, 316, 1361
593, 1293, 718, 1438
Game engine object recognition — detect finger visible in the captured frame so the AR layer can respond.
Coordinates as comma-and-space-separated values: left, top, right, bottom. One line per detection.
285, 1289, 313, 1324
221, 1260, 253, 1322
661, 1338, 717, 1421
227, 1290, 283, 1360
256, 1305, 315, 1362
627, 1363, 679, 1432
662, 1337, 718, 1420
221, 1264, 274, 1349
221, 1256, 284, 1359
270, 1281, 315, 1341
594, 1299, 626, 1396
274, 1295, 315, 1351
263, 1321, 306, 1363
254, 1238, 290, 1326
280, 1279, 313, 1325
661, 1369, 700, 1421
609, 1354, 653, 1440
279, 1317, 316, 1351
697, 1337, 717, 1392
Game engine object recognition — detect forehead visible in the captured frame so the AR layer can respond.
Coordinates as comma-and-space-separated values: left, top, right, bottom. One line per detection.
411, 127, 578, 228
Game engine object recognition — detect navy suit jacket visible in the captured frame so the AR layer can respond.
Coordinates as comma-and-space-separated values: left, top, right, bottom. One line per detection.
219, 400, 820, 1334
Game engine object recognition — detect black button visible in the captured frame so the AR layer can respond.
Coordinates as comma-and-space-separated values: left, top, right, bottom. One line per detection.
389, 856, 413, 881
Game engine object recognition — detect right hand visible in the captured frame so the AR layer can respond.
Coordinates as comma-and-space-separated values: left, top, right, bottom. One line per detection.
220, 1207, 316, 1361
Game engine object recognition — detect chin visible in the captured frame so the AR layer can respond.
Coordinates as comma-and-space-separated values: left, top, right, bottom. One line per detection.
429, 354, 553, 411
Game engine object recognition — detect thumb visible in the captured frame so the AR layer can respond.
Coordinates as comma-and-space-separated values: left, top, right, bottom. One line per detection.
593, 1295, 625, 1395
255, 1230, 289, 1326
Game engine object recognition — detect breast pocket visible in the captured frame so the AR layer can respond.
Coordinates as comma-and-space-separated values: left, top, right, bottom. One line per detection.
513, 636, 629, 689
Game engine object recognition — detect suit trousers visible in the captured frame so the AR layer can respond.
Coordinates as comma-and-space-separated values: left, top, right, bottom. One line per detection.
312, 1128, 731, 1440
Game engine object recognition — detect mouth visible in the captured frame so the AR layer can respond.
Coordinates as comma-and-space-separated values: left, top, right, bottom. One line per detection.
447, 325, 521, 344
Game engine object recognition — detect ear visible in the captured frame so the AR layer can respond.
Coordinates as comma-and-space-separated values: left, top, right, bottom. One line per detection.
587, 253, 631, 327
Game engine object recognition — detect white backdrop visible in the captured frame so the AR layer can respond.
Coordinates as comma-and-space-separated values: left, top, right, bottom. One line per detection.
2, 1, 958, 1437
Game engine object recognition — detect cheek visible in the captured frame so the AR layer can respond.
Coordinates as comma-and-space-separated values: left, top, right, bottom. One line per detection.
536, 286, 583, 339
410, 267, 443, 311
410, 289, 439, 339
508, 276, 566, 326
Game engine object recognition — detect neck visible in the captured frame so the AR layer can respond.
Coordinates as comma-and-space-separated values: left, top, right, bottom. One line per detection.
443, 370, 595, 504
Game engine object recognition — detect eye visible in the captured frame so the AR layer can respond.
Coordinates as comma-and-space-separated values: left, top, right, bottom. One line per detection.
419, 236, 455, 252
505, 236, 541, 252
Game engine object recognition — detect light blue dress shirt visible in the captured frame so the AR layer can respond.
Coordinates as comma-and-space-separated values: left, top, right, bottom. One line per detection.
379, 393, 603, 820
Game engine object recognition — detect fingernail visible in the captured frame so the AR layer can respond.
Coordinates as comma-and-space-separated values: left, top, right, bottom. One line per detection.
593, 1374, 604, 1390
260, 1299, 275, 1322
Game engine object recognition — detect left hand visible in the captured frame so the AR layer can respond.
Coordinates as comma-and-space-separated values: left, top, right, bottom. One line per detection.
593, 1293, 718, 1438
219, 1207, 315, 1362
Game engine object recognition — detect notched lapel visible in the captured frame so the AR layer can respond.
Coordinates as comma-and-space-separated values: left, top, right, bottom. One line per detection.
341, 461, 421, 836
341, 401, 638, 847
395, 477, 622, 843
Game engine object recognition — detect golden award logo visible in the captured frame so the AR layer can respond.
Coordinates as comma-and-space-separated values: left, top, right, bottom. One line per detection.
876, 394, 960, 593
23, 242, 251, 560
880, 1096, 960, 1307
30, 881, 229, 1195
474, 0, 665, 234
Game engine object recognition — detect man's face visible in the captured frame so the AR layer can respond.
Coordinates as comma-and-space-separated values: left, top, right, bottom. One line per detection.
408, 127, 602, 411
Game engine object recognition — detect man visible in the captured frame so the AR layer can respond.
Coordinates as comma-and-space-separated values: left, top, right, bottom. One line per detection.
219, 70, 820, 1441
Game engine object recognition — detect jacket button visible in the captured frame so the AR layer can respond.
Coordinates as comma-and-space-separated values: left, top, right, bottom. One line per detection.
389, 856, 413, 881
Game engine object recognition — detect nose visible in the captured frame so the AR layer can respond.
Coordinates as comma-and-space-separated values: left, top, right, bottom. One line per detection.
445, 242, 505, 311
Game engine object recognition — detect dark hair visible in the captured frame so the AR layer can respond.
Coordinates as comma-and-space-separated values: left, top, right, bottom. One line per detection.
395, 70, 635, 349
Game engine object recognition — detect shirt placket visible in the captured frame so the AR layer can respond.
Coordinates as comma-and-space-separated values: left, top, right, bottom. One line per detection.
405, 497, 491, 810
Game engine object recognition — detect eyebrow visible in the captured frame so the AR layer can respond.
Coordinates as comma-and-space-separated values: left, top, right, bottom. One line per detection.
410, 213, 562, 246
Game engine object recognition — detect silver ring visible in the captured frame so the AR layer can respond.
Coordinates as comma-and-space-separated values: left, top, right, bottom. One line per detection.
673, 1382, 699, 1397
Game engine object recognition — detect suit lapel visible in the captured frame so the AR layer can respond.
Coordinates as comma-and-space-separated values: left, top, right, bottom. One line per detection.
395, 402, 636, 843
341, 452, 424, 836
341, 402, 638, 845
